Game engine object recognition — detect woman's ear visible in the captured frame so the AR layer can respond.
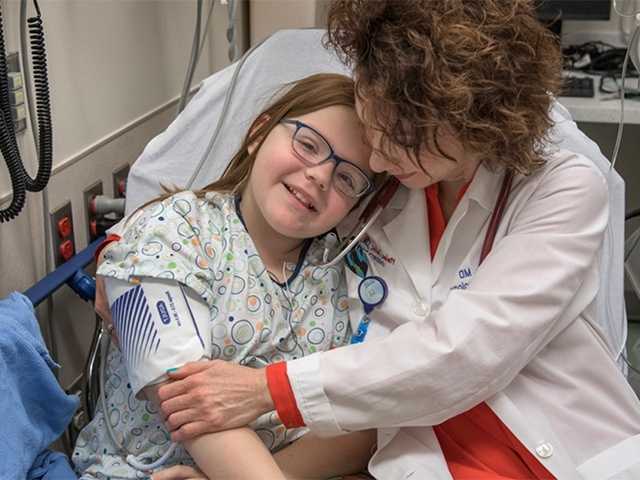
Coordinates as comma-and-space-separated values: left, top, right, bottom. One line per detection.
247, 113, 271, 155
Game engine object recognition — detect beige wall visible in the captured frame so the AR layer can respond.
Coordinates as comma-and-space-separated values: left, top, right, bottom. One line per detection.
249, 0, 328, 45
0, 0, 248, 387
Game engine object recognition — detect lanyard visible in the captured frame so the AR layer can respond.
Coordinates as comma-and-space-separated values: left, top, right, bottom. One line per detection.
347, 170, 514, 344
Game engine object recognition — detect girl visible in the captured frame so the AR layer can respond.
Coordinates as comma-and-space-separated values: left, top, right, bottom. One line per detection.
73, 73, 379, 480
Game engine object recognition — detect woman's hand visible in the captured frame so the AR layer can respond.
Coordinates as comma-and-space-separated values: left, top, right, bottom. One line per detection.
158, 360, 275, 442
151, 465, 206, 480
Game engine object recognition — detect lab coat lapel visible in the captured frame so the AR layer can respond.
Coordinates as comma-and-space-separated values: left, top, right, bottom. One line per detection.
430, 164, 506, 282
382, 188, 432, 300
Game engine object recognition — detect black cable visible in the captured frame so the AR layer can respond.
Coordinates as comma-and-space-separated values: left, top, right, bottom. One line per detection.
621, 352, 640, 377
23, 0, 52, 192
0, 116, 27, 222
0, 0, 52, 222
0, 3, 27, 222
563, 41, 639, 76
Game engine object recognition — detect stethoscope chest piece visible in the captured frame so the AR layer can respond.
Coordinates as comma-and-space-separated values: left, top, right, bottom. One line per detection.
352, 275, 388, 344
358, 276, 388, 314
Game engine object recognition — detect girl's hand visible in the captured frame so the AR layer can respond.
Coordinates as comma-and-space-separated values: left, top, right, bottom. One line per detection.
158, 360, 274, 442
151, 465, 206, 480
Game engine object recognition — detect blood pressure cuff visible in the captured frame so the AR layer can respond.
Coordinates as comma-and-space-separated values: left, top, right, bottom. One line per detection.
103, 276, 211, 398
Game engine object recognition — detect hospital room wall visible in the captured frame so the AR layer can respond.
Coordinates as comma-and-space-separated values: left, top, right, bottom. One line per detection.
0, 0, 248, 387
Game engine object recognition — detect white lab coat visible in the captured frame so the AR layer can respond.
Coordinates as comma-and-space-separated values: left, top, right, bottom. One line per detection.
286, 149, 640, 479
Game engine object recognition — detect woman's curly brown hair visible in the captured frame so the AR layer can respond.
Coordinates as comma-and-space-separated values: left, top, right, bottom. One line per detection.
325, 0, 563, 175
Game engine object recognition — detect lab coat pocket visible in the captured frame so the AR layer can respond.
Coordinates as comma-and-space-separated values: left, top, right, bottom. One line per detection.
576, 434, 640, 480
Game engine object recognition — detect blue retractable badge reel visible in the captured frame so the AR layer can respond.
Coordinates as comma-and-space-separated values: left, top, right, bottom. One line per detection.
351, 276, 388, 344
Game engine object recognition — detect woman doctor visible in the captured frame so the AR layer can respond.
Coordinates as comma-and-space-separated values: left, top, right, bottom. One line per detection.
114, 1, 640, 478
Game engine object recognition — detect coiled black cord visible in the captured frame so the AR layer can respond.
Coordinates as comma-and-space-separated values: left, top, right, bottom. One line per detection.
0, 0, 52, 223
0, 4, 26, 222
24, 0, 52, 192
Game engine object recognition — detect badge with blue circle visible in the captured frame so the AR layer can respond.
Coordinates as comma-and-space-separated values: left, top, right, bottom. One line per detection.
358, 276, 388, 313
352, 276, 388, 344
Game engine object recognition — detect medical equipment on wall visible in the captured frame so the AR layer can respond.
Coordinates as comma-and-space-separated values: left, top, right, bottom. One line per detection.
0, 0, 52, 223
226, 0, 241, 62
177, 0, 239, 115
178, 0, 216, 114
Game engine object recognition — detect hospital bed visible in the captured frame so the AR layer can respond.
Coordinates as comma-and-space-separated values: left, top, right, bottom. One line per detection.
14, 28, 631, 476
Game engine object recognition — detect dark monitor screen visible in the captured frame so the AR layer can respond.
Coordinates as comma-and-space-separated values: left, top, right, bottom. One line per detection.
536, 0, 611, 20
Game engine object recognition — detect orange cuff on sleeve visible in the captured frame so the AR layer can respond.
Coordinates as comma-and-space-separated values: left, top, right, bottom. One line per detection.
266, 362, 305, 428
94, 234, 121, 263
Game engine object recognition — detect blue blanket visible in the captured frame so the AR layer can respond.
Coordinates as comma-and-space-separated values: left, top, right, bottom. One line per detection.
0, 292, 79, 479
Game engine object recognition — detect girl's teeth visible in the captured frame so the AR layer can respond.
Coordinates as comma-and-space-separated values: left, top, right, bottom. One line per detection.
289, 187, 313, 209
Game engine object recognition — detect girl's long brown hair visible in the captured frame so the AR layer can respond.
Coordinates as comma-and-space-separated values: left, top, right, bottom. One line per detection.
143, 73, 360, 210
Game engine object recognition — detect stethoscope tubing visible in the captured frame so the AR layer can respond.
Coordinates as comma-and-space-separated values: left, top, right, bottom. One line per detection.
320, 170, 513, 269
319, 177, 401, 268
479, 170, 514, 264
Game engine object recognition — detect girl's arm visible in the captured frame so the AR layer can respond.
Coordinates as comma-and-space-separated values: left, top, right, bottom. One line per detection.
145, 384, 286, 480
273, 430, 376, 480
184, 428, 286, 480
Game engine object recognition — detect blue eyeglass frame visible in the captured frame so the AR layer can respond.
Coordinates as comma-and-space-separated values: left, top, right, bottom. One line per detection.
281, 119, 373, 198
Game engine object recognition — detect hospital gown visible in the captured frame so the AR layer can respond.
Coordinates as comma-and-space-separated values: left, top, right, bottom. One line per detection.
73, 191, 351, 479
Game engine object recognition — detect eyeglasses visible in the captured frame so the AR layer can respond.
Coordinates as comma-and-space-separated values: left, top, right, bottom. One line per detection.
281, 119, 373, 199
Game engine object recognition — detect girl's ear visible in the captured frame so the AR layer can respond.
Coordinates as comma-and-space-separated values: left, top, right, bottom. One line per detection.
247, 113, 271, 155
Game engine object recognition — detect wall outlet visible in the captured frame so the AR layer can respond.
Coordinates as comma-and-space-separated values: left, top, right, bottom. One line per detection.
7, 52, 25, 134
112, 165, 129, 199
50, 201, 75, 267
83, 181, 103, 243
